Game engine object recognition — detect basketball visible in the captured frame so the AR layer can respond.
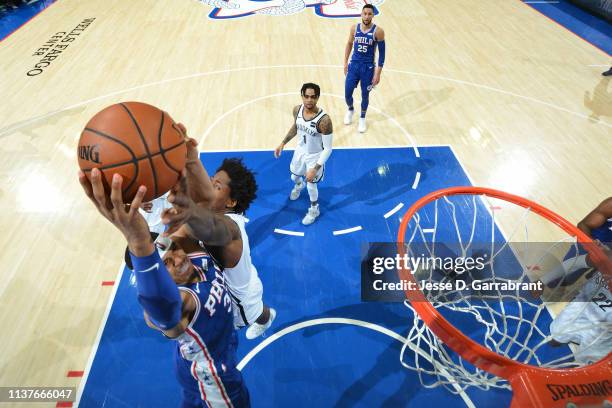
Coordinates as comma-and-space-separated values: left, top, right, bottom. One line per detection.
77, 101, 187, 202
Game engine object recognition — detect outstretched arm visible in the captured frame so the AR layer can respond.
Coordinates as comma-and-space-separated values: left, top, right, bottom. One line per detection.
274, 105, 301, 158
162, 175, 241, 247
175, 123, 215, 205
78, 169, 183, 331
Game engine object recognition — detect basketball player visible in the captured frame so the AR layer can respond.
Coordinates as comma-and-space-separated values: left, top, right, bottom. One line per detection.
274, 83, 333, 225
543, 197, 612, 363
343, 4, 386, 133
164, 128, 276, 339
78, 169, 250, 408
537, 197, 612, 290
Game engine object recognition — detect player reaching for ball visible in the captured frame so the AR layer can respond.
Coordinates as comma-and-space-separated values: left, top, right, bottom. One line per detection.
343, 4, 385, 133
78, 169, 250, 408
166, 126, 276, 339
274, 83, 333, 226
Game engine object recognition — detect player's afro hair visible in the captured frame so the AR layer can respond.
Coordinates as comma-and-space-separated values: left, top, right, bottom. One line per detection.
217, 157, 258, 214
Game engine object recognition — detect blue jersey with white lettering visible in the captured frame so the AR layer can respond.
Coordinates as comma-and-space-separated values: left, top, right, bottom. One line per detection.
351, 23, 378, 64
174, 252, 249, 407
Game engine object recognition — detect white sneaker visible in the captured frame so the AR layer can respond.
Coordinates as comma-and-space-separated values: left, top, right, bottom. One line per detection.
302, 205, 320, 225
246, 308, 276, 339
290, 182, 304, 200
344, 109, 354, 125
358, 117, 367, 133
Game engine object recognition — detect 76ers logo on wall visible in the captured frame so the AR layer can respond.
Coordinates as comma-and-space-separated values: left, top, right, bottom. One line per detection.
196, 0, 384, 19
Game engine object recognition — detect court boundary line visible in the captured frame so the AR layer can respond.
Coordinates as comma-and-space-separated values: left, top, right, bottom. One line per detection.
2, 63, 610, 138
74, 263, 126, 408
236, 317, 475, 408
517, 0, 611, 57
0, 0, 58, 43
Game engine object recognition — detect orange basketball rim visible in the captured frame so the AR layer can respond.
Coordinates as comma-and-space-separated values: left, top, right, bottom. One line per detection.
397, 186, 612, 408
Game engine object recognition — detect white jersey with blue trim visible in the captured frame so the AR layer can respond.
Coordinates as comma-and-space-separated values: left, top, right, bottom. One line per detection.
223, 213, 261, 297
296, 104, 326, 154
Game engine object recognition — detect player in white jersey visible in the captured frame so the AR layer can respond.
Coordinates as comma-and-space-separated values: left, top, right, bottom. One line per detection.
163, 125, 276, 340
537, 197, 612, 363
139, 192, 172, 234
274, 83, 334, 225
549, 271, 611, 364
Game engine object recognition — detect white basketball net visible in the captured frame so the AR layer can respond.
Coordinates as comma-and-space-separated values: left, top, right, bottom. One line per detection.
398, 194, 611, 395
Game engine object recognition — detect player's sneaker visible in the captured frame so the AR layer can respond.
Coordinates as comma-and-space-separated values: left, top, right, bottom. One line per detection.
290, 182, 304, 200
302, 204, 320, 225
358, 117, 367, 133
246, 308, 276, 339
344, 109, 354, 125
603, 67, 612, 77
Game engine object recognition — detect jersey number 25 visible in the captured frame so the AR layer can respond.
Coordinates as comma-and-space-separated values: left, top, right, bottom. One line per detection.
358, 44, 368, 53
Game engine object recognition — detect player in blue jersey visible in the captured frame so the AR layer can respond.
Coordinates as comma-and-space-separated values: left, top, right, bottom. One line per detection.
343, 4, 385, 133
78, 169, 251, 408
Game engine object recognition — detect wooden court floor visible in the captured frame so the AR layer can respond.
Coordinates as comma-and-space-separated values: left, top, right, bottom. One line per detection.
0, 0, 610, 405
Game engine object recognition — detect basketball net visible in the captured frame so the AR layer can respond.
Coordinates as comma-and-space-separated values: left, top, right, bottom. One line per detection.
397, 187, 611, 408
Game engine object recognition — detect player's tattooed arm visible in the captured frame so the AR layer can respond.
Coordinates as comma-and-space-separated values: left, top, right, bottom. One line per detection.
282, 105, 301, 143
162, 174, 233, 246
177, 206, 235, 247
274, 105, 301, 158
317, 114, 333, 135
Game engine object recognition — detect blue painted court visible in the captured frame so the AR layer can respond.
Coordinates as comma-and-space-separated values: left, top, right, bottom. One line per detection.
78, 147, 562, 407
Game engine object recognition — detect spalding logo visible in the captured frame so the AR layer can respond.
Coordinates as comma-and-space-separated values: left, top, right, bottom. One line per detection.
197, 0, 385, 19
78, 144, 101, 164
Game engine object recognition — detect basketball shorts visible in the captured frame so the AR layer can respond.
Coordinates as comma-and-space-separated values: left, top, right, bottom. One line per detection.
345, 61, 375, 92
174, 338, 251, 408
228, 275, 264, 328
290, 147, 324, 183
